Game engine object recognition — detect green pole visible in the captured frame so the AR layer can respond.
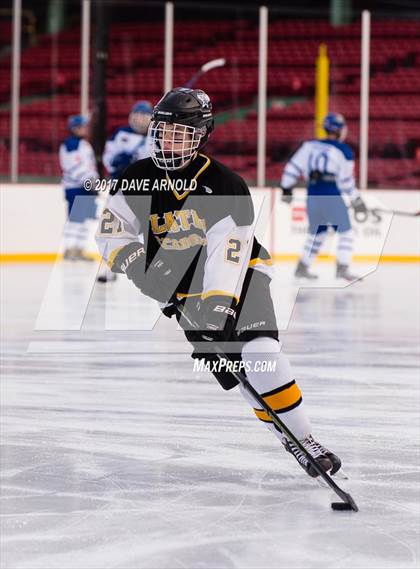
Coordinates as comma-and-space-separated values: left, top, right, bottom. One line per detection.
47, 0, 66, 34
330, 0, 352, 26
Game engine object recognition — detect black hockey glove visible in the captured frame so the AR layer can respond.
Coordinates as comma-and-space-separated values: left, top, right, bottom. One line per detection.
112, 241, 146, 279
196, 296, 237, 344
141, 255, 176, 303
281, 187, 293, 204
160, 302, 178, 319
112, 243, 176, 303
351, 196, 368, 215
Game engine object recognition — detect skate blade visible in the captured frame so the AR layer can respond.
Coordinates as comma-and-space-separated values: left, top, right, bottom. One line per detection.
316, 477, 329, 488
315, 470, 349, 487
334, 468, 349, 480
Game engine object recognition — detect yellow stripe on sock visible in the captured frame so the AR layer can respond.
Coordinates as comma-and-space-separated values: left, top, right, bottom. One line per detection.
263, 381, 302, 411
253, 381, 303, 422
254, 408, 273, 422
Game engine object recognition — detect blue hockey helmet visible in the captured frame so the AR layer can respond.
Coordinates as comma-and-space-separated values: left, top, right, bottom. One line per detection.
129, 100, 153, 133
323, 113, 347, 139
131, 100, 153, 115
68, 114, 89, 132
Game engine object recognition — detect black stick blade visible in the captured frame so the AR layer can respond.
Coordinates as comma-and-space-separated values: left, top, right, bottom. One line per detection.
331, 502, 353, 511
331, 493, 359, 512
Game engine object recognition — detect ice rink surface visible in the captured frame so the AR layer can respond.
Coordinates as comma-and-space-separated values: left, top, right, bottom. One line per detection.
1, 261, 419, 569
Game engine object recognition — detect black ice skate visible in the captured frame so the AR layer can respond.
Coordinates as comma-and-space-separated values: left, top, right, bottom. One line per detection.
336, 263, 361, 282
294, 260, 318, 280
97, 272, 117, 283
282, 434, 341, 478
77, 249, 95, 262
63, 247, 78, 261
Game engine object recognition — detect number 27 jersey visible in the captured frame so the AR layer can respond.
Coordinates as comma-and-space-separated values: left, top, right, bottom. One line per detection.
96, 154, 272, 303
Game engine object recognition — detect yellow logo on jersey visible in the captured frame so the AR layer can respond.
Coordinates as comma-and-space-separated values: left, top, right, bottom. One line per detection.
150, 209, 206, 235
155, 233, 207, 251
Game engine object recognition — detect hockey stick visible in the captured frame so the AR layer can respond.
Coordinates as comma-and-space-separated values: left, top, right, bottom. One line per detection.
175, 303, 359, 512
280, 196, 420, 218
370, 208, 420, 218
185, 58, 226, 88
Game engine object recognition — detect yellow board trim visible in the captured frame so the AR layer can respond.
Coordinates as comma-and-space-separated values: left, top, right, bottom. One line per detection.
0, 253, 101, 263
1, 253, 419, 264
272, 254, 420, 264
0, 253, 63, 263
167, 154, 211, 201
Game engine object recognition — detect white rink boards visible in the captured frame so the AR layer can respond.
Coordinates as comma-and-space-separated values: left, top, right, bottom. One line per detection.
1, 185, 419, 261
1, 261, 419, 569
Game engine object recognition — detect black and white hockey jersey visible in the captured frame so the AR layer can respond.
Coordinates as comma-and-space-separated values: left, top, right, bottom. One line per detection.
96, 153, 272, 303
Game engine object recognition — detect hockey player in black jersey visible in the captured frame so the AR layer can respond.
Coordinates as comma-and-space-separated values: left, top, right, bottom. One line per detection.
96, 87, 341, 478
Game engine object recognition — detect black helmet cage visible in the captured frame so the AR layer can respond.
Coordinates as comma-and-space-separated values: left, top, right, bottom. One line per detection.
148, 88, 214, 170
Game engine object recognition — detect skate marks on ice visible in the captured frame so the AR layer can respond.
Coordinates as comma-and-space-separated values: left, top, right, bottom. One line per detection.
2, 355, 419, 569
2, 438, 418, 569
1, 263, 419, 568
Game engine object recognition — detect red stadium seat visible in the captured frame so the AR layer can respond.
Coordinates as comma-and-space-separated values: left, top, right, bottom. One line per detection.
1, 17, 419, 188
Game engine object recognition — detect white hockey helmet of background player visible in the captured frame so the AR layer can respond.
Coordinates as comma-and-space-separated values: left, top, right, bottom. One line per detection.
148, 87, 214, 171
129, 100, 153, 134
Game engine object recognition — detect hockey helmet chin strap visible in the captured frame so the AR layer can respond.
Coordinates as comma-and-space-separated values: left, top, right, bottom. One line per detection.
336, 124, 348, 142
148, 121, 206, 171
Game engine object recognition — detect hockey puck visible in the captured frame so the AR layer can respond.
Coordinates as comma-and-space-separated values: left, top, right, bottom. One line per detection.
331, 502, 354, 511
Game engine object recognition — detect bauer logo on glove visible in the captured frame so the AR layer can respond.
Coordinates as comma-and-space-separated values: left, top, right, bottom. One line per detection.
119, 246, 146, 273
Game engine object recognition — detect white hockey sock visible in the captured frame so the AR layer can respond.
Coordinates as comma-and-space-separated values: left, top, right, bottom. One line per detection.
76, 221, 90, 250
300, 232, 327, 267
239, 337, 311, 441
64, 221, 81, 250
97, 263, 114, 279
337, 229, 354, 266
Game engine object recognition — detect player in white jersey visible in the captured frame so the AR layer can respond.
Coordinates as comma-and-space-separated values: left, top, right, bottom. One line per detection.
59, 115, 99, 260
96, 88, 343, 479
98, 101, 153, 281
102, 100, 153, 179
280, 113, 367, 281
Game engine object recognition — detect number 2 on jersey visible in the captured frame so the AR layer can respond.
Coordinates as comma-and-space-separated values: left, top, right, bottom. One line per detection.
226, 238, 241, 264
100, 209, 123, 235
